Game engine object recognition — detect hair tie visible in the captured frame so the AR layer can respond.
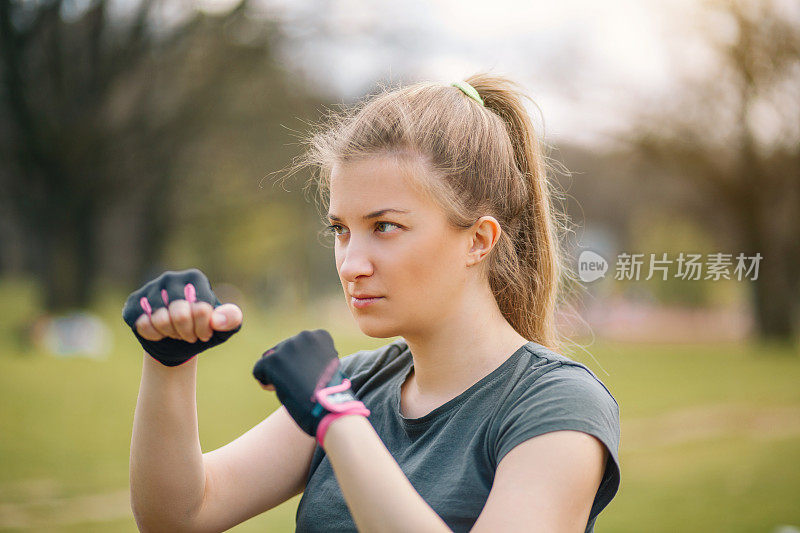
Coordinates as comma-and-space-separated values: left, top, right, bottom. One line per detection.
451, 81, 484, 107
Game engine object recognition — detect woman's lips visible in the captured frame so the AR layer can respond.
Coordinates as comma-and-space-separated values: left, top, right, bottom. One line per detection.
352, 296, 383, 309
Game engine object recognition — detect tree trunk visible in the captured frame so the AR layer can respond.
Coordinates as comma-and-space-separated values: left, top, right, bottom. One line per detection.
748, 229, 798, 346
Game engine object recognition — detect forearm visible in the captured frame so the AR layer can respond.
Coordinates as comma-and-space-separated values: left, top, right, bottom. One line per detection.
323, 415, 452, 533
130, 353, 206, 531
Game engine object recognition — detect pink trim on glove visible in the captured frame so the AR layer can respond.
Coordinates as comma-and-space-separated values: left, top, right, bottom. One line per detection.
140, 297, 152, 317
310, 359, 341, 402
185, 283, 197, 303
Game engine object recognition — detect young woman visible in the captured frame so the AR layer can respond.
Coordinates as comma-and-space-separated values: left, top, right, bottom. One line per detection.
124, 73, 621, 532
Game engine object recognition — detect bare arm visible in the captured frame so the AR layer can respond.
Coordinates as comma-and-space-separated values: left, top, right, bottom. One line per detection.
323, 415, 452, 533
470, 430, 607, 532
190, 404, 317, 532
129, 354, 206, 531
129, 298, 317, 532
130, 354, 317, 532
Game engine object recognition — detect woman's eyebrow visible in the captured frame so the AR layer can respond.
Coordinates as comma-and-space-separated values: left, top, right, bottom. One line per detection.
327, 208, 410, 222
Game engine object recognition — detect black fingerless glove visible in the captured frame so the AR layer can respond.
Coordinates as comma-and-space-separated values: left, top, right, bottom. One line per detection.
122, 268, 241, 367
252, 329, 370, 446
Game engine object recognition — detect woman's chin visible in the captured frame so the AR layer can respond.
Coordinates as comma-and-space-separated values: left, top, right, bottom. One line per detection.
355, 319, 399, 339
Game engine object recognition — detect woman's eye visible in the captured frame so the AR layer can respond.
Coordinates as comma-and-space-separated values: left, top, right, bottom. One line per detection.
325, 222, 400, 237
375, 222, 400, 233
326, 224, 346, 236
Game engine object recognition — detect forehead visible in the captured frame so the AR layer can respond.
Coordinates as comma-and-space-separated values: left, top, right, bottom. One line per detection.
328, 155, 431, 216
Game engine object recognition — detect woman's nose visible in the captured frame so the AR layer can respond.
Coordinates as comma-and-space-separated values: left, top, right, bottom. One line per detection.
338, 241, 374, 280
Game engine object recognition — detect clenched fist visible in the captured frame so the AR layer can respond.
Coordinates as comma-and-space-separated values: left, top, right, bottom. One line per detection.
122, 268, 242, 366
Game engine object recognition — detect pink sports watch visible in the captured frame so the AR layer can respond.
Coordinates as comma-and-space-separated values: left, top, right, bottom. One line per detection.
314, 378, 371, 447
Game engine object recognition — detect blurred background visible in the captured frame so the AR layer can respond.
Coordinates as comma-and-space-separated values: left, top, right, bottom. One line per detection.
0, 0, 798, 531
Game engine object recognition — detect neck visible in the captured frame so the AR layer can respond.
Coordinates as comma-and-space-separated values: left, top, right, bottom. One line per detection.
401, 283, 529, 400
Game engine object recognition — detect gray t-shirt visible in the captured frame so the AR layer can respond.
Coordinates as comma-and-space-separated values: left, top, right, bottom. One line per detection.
295, 338, 621, 532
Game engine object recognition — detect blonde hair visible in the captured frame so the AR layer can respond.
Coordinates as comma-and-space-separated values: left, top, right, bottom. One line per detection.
290, 73, 575, 353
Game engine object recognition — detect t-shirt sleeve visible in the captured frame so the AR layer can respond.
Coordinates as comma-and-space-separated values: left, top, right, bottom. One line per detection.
494, 362, 621, 520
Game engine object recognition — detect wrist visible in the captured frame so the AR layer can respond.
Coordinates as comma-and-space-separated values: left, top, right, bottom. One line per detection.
142, 351, 199, 394
316, 407, 370, 447
318, 411, 371, 448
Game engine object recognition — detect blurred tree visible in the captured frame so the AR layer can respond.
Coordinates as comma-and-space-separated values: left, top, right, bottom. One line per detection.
625, 0, 800, 343
0, 0, 325, 312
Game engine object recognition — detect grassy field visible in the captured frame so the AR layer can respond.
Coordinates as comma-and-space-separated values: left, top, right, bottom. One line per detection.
0, 277, 798, 532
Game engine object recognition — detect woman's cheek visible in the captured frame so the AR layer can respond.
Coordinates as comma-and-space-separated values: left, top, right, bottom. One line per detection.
417, 258, 454, 306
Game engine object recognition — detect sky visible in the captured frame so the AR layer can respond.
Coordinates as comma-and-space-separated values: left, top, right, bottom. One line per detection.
99, 0, 731, 147
240, 0, 707, 147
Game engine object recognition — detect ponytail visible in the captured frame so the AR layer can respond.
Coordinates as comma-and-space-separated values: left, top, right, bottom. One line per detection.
466, 74, 568, 351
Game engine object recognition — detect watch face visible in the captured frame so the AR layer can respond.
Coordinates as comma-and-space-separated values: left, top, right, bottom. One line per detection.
325, 389, 358, 406
314, 380, 361, 414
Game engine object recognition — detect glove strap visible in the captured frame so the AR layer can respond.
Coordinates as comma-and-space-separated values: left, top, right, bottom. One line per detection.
314, 378, 371, 447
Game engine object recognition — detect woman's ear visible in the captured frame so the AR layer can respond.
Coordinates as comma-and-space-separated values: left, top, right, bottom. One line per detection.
466, 216, 502, 267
